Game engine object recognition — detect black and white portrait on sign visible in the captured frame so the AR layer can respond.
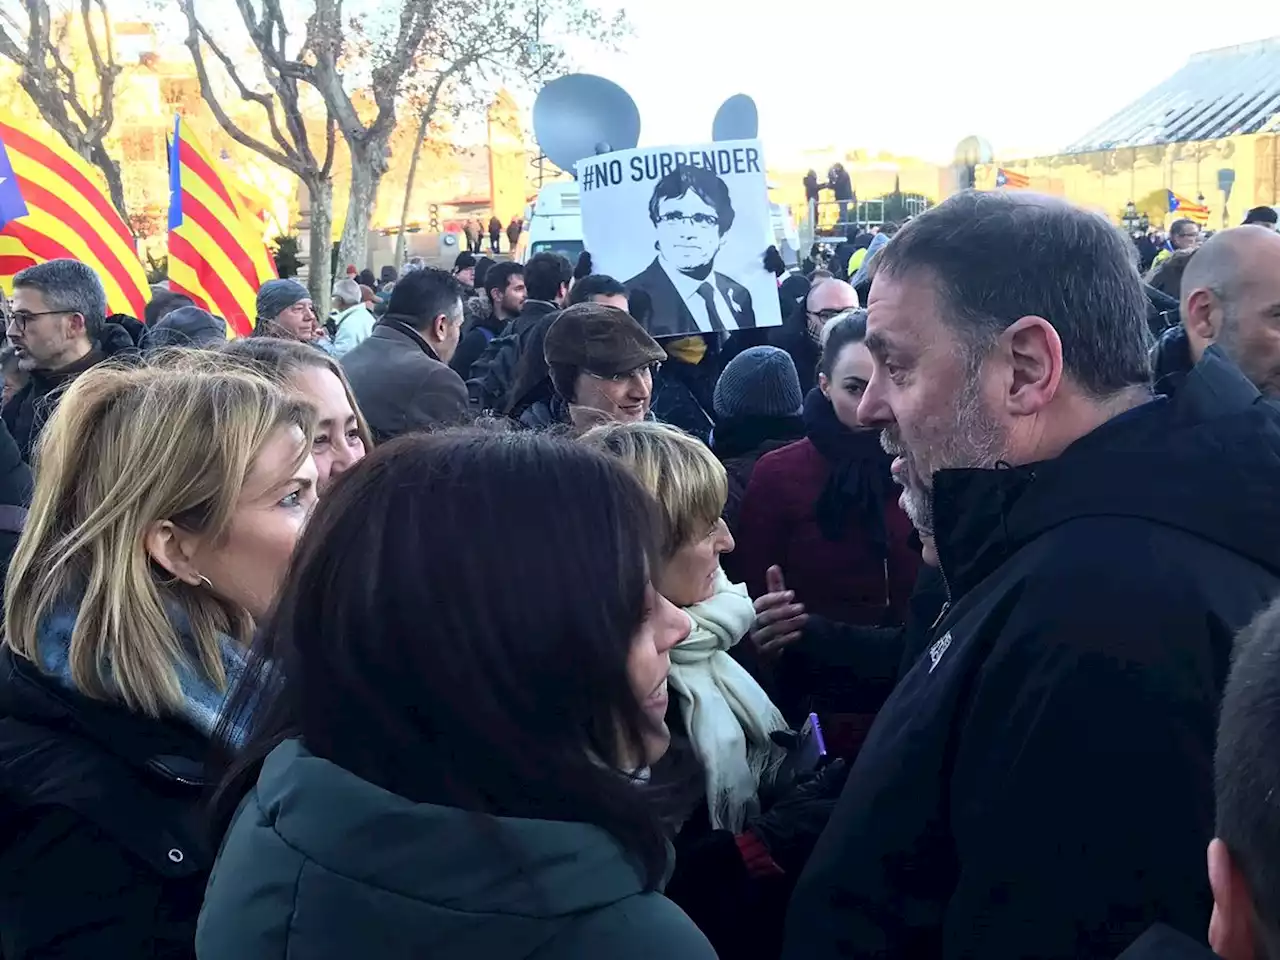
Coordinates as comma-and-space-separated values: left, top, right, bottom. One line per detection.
577, 140, 782, 338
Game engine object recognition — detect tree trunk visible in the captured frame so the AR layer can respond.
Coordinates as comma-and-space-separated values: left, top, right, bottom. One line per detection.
337, 141, 383, 278
394, 109, 432, 269
87, 140, 129, 228
307, 177, 334, 317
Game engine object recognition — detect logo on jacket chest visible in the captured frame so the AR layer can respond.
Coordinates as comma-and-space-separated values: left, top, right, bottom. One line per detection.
928, 631, 953, 673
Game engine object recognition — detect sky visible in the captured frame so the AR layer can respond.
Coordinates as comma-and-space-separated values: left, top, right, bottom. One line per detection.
568, 1, 1279, 165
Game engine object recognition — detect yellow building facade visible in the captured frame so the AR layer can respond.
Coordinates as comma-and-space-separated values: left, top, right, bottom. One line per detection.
974, 38, 1280, 228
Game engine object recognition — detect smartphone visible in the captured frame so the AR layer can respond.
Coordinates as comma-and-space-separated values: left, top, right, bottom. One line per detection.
794, 713, 828, 773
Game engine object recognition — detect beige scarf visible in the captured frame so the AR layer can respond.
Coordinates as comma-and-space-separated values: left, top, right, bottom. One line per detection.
668, 570, 789, 832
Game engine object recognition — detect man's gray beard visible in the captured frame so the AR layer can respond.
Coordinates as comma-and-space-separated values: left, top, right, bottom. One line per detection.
886, 375, 1008, 538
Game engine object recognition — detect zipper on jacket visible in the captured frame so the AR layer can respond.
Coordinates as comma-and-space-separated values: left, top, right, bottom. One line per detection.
927, 486, 952, 633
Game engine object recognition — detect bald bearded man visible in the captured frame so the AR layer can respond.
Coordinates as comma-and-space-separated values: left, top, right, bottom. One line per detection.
1154, 226, 1280, 398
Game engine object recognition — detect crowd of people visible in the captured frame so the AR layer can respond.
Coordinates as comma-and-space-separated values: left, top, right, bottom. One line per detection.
0, 187, 1279, 960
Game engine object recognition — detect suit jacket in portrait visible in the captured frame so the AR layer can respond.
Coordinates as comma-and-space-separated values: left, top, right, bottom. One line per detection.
625, 258, 756, 339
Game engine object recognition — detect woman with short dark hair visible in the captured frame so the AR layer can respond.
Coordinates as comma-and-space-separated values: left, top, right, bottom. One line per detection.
198, 430, 715, 960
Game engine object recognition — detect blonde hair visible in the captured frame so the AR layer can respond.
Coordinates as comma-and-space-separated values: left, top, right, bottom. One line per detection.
4, 352, 315, 718
580, 421, 727, 558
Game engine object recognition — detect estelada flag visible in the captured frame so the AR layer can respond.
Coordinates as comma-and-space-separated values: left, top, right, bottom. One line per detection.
0, 115, 149, 318
168, 118, 278, 338
1167, 190, 1210, 226
995, 168, 1031, 189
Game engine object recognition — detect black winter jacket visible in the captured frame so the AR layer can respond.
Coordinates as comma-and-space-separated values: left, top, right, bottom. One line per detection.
1152, 324, 1194, 398
0, 648, 215, 959
783, 348, 1280, 960
2, 322, 142, 463
464, 300, 560, 412
0, 418, 31, 597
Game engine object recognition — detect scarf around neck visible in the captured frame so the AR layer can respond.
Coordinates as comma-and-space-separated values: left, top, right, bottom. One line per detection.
803, 387, 893, 552
667, 570, 789, 832
36, 601, 250, 746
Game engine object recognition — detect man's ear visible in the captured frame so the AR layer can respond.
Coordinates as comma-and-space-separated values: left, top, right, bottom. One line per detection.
144, 520, 204, 586
1184, 287, 1221, 344
65, 311, 88, 340
1209, 838, 1258, 960
998, 315, 1062, 417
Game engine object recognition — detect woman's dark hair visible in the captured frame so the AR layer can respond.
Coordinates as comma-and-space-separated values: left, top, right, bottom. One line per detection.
817, 308, 868, 379
212, 429, 676, 888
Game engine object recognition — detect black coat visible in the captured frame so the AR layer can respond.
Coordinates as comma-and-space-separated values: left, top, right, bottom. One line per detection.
464, 300, 561, 413
448, 311, 505, 382
0, 648, 215, 959
783, 348, 1280, 960
0, 417, 32, 597
768, 302, 822, 395
2, 321, 142, 463
1152, 324, 1194, 398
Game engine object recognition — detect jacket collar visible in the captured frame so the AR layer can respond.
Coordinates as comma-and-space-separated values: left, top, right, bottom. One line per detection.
0, 646, 212, 787
377, 315, 443, 362
933, 350, 1280, 601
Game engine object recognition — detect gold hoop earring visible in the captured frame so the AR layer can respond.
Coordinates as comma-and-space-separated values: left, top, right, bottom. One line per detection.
198, 575, 213, 590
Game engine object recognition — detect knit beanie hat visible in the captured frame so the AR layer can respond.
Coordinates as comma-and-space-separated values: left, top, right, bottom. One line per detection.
256, 279, 310, 321
148, 306, 227, 349
714, 346, 804, 420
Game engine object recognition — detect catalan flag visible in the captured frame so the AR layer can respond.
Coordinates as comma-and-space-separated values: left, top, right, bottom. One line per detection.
1167, 190, 1210, 226
995, 168, 1031, 189
0, 115, 149, 318
168, 118, 277, 338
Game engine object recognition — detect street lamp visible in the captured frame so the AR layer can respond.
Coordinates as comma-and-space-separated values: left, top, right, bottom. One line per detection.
1121, 200, 1144, 234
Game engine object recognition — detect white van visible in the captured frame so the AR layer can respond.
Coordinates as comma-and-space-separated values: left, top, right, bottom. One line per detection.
516, 181, 584, 264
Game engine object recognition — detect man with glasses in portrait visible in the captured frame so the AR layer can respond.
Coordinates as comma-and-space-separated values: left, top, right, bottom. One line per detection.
626, 164, 757, 338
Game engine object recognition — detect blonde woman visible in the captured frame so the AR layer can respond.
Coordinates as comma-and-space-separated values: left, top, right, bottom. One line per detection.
581, 420, 848, 960
0, 355, 317, 959
222, 338, 373, 492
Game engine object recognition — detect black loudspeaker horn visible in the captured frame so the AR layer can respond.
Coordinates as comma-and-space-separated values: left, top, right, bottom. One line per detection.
533, 74, 641, 173
712, 94, 759, 142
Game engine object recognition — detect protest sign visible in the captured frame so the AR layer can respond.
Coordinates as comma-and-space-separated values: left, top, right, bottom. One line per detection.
576, 140, 782, 338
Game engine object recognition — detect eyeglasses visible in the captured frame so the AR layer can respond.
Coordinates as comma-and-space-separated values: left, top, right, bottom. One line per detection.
6, 309, 72, 330
584, 362, 661, 383
807, 307, 846, 323
657, 212, 719, 228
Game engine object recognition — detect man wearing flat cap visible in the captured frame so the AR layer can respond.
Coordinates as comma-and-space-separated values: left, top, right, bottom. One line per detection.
252, 279, 324, 344
531, 302, 666, 433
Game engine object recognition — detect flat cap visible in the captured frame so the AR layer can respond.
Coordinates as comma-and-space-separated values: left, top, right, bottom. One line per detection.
544, 303, 666, 376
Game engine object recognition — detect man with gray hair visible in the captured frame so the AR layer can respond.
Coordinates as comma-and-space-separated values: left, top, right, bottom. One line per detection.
1153, 225, 1280, 398
3, 259, 140, 462
783, 191, 1280, 960
327, 277, 375, 358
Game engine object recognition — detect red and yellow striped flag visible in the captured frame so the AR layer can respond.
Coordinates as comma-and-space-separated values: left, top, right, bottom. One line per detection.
996, 168, 1031, 189
0, 115, 149, 318
168, 118, 277, 338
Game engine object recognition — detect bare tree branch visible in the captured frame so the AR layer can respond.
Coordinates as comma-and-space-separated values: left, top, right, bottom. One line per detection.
179, 0, 340, 310
0, 0, 128, 222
